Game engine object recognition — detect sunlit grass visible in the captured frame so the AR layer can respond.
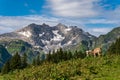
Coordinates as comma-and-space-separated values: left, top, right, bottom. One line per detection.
1, 55, 120, 80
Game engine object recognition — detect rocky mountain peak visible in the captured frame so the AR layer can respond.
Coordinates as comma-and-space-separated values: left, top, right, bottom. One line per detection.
42, 23, 49, 27
0, 23, 96, 53
56, 23, 67, 29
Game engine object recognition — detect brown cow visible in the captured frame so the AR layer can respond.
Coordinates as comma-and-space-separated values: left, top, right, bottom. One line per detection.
92, 48, 102, 57
86, 48, 102, 57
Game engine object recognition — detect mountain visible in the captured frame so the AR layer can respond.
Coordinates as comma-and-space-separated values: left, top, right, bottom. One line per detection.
94, 27, 120, 53
0, 39, 44, 63
107, 37, 120, 54
0, 45, 11, 67
0, 23, 96, 53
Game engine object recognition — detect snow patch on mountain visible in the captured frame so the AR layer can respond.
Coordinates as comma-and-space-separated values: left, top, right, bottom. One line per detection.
65, 28, 71, 32
39, 32, 44, 37
67, 40, 72, 45
51, 30, 65, 41
41, 39, 50, 44
63, 28, 72, 34
18, 31, 32, 38
63, 36, 78, 46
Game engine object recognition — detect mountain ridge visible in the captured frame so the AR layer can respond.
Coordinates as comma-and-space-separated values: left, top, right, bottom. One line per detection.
0, 23, 96, 53
0, 23, 120, 54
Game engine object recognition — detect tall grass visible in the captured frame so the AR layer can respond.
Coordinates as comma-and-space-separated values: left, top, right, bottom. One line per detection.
1, 55, 120, 80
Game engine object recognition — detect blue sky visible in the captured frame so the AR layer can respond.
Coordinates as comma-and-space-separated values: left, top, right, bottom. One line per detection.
0, 0, 120, 36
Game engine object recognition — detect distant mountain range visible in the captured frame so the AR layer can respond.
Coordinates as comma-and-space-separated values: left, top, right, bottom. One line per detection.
0, 23, 120, 66
0, 23, 96, 53
94, 27, 120, 53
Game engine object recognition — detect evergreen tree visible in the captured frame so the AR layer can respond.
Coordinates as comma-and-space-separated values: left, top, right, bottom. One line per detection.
10, 52, 21, 70
36, 55, 41, 65
1, 60, 10, 74
32, 58, 36, 66
74, 50, 78, 59
46, 51, 52, 62
59, 48, 64, 61
21, 53, 27, 68
67, 51, 73, 60
63, 51, 68, 60
108, 38, 120, 55
78, 51, 85, 59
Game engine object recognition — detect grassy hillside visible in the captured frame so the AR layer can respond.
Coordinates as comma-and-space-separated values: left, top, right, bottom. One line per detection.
1, 55, 120, 80
0, 39, 45, 63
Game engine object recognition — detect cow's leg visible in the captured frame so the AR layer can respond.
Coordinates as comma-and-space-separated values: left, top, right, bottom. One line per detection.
94, 53, 96, 57
98, 52, 101, 57
86, 51, 89, 57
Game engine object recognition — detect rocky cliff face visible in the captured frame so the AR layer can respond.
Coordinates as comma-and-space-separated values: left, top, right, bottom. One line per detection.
0, 23, 96, 53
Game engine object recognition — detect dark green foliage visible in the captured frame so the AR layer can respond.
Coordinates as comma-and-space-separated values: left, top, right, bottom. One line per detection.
36, 55, 41, 65
46, 48, 85, 63
21, 53, 28, 68
68, 51, 73, 59
2, 52, 28, 74
3, 55, 120, 80
32, 55, 42, 66
89, 66, 98, 74
1, 60, 10, 74
32, 58, 36, 66
10, 52, 21, 70
46, 51, 52, 62
108, 38, 120, 55
74, 50, 85, 59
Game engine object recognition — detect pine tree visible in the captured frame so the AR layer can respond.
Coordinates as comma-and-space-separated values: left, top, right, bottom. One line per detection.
59, 48, 64, 60
32, 58, 36, 66
10, 52, 21, 70
108, 38, 120, 55
46, 51, 52, 62
36, 55, 41, 65
74, 50, 78, 59
21, 53, 27, 68
68, 51, 73, 60
1, 60, 10, 74
63, 51, 68, 60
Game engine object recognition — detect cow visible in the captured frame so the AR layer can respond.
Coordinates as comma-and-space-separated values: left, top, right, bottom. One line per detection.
86, 48, 102, 57
92, 48, 102, 57
86, 50, 92, 57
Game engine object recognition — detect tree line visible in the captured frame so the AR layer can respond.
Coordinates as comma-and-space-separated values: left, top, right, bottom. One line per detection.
1, 48, 85, 74
46, 48, 85, 63
107, 37, 120, 55
2, 52, 43, 74
1, 52, 28, 74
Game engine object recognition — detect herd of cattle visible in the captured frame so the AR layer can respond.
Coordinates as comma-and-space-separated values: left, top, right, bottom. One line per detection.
86, 48, 102, 57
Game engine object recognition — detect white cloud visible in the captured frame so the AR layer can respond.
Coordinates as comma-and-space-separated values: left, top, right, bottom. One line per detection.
107, 5, 120, 19
86, 27, 113, 37
92, 28, 111, 33
86, 19, 120, 24
1, 2, 120, 37
45, 0, 100, 18
0, 15, 118, 37
0, 0, 120, 37
0, 15, 61, 34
